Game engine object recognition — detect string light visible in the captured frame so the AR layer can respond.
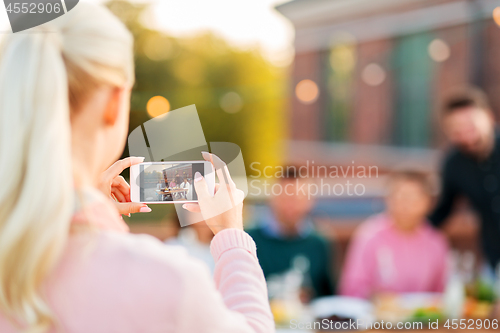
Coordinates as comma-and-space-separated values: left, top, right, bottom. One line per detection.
362, 63, 386, 86
295, 79, 319, 104
220, 92, 243, 114
428, 39, 450, 62
147, 96, 170, 118
493, 7, 500, 26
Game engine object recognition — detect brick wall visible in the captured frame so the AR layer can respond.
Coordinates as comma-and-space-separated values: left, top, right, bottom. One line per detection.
290, 51, 324, 141
289, 19, 498, 148
484, 21, 500, 120
351, 38, 394, 145
433, 24, 471, 148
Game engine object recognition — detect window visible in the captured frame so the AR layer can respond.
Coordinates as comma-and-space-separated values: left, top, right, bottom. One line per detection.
325, 41, 356, 141
392, 32, 434, 147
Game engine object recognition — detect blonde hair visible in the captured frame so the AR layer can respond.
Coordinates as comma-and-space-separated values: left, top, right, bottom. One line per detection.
0, 3, 133, 331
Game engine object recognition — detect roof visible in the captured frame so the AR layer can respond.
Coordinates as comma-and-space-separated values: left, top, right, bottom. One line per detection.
276, 0, 499, 53
275, 0, 428, 28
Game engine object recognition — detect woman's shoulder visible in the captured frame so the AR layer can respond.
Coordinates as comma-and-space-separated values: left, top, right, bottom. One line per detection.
71, 191, 209, 274
85, 231, 209, 275
46, 231, 214, 330
53, 230, 212, 302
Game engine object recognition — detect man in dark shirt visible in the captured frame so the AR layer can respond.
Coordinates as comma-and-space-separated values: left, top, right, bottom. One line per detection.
429, 87, 500, 269
247, 168, 335, 300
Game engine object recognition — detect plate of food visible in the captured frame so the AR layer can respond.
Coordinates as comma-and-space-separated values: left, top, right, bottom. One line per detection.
310, 296, 375, 330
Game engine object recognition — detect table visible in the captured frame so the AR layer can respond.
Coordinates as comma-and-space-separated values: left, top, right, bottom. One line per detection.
155, 189, 172, 201
170, 188, 188, 199
156, 188, 188, 200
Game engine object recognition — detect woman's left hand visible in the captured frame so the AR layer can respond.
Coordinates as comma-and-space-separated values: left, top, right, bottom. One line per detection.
99, 157, 151, 216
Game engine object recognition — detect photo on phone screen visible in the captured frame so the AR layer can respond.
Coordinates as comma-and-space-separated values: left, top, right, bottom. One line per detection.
139, 163, 205, 202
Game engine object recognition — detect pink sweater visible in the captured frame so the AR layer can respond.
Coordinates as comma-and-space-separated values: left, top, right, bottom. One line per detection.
0, 191, 275, 332
339, 213, 449, 299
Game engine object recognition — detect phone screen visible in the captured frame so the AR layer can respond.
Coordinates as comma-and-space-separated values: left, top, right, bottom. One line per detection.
139, 163, 205, 202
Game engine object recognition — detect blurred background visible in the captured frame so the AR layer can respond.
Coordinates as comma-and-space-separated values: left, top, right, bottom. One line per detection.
92, 0, 293, 233
86, 0, 500, 266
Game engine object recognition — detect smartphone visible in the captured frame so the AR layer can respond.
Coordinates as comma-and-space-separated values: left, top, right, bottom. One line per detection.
130, 161, 215, 204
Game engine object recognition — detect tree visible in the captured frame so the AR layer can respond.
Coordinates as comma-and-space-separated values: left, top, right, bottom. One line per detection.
106, 0, 287, 177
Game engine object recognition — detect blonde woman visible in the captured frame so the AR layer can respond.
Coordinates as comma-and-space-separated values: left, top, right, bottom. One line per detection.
0, 3, 273, 333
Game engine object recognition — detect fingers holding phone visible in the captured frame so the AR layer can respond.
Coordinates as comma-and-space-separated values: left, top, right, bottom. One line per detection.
100, 157, 150, 216
128, 153, 244, 234
185, 152, 245, 235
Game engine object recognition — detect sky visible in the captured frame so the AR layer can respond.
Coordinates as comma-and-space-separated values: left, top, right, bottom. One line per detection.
0, 0, 295, 66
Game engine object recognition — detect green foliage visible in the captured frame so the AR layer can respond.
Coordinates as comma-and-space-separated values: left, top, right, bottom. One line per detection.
473, 279, 496, 303
106, 0, 287, 176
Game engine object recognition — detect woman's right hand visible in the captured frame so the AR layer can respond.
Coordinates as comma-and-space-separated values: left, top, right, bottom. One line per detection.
182, 152, 245, 235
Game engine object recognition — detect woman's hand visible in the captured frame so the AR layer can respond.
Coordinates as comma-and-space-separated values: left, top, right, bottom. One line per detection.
99, 156, 151, 216
182, 152, 244, 235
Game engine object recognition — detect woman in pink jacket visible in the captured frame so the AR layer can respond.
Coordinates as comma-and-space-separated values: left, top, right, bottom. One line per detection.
0, 3, 274, 333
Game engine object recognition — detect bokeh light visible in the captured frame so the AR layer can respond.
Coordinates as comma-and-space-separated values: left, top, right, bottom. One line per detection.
330, 44, 356, 74
361, 63, 386, 86
147, 96, 171, 118
493, 7, 500, 26
295, 79, 319, 104
220, 92, 243, 114
428, 39, 450, 62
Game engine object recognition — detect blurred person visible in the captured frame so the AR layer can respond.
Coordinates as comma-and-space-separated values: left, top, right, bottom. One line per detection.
180, 177, 190, 199
180, 177, 189, 188
247, 168, 335, 300
340, 171, 449, 299
429, 87, 500, 270
187, 178, 193, 200
0, 3, 273, 333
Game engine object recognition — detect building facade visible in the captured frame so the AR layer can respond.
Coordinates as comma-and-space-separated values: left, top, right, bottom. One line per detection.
277, 0, 500, 150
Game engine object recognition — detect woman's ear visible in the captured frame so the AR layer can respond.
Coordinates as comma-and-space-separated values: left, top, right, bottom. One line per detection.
102, 87, 124, 126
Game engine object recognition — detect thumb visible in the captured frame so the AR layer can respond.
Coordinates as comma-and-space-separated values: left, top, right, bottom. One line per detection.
193, 172, 210, 200
182, 203, 201, 213
114, 202, 151, 216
